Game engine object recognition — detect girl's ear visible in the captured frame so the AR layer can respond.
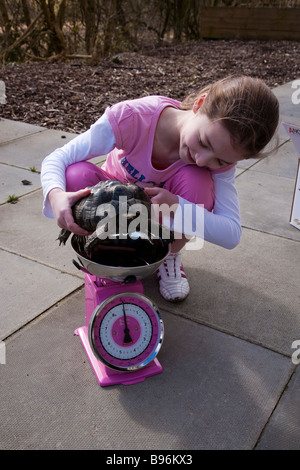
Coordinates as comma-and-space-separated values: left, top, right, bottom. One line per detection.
193, 93, 207, 113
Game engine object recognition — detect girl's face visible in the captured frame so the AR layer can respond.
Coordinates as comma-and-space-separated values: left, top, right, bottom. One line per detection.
179, 112, 244, 170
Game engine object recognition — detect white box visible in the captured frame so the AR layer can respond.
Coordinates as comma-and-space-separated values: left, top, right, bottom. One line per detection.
283, 122, 300, 230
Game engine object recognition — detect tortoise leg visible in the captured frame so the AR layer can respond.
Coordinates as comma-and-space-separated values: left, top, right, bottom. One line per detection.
57, 229, 72, 245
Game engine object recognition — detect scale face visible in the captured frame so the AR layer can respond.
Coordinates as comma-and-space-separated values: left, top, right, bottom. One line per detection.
88, 292, 164, 372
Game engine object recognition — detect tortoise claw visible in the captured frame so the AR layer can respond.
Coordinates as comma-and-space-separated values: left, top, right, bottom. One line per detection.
57, 229, 71, 245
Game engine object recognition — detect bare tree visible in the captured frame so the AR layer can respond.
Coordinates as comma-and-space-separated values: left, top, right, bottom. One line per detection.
37, 0, 67, 55
0, 0, 13, 51
4, 0, 288, 63
21, 0, 32, 26
79, 0, 98, 55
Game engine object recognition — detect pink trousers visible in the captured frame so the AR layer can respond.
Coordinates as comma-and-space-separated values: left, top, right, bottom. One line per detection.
65, 161, 215, 211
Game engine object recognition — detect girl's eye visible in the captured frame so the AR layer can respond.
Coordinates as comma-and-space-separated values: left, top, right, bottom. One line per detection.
199, 139, 207, 148
217, 159, 228, 167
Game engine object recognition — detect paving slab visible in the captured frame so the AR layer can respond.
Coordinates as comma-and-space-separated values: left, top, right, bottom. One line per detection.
236, 167, 300, 241
0, 128, 76, 172
0, 249, 83, 340
0, 118, 45, 144
272, 81, 300, 123
248, 139, 299, 180
143, 228, 300, 357
0, 163, 41, 204
236, 158, 260, 172
0, 189, 84, 277
257, 366, 300, 450
0, 289, 294, 450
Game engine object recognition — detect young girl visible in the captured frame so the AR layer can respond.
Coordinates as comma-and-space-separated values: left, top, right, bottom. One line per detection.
41, 75, 279, 302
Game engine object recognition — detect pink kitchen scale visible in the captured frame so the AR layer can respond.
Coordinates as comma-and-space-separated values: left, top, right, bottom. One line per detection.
71, 236, 168, 387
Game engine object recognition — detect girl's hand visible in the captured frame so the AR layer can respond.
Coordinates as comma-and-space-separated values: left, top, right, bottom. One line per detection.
145, 187, 179, 221
144, 187, 179, 206
48, 187, 91, 235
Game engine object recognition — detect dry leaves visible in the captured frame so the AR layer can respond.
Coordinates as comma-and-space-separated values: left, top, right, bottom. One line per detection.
0, 40, 299, 133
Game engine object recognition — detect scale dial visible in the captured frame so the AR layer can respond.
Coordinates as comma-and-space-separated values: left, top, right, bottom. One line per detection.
88, 293, 164, 371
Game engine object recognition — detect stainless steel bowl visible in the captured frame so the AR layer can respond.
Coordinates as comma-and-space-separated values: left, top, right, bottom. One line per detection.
71, 235, 170, 282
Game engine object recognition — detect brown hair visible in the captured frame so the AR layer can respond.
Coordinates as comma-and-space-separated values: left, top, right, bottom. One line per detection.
180, 75, 279, 159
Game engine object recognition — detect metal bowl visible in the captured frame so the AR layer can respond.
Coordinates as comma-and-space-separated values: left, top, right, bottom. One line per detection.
71, 235, 170, 282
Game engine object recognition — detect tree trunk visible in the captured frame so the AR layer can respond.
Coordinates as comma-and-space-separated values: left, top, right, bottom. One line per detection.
38, 0, 67, 55
0, 0, 11, 34
79, 0, 97, 55
21, 0, 31, 26
0, 0, 13, 51
173, 0, 185, 42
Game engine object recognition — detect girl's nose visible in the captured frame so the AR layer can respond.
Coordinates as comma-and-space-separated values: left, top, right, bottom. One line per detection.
195, 154, 209, 167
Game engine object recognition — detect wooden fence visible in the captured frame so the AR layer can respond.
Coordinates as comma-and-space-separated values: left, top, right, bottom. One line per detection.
200, 8, 300, 40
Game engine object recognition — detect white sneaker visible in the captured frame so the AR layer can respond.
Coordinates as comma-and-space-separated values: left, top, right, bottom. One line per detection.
157, 252, 190, 302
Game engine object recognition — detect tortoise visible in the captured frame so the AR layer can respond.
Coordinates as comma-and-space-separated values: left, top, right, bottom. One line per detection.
58, 180, 174, 267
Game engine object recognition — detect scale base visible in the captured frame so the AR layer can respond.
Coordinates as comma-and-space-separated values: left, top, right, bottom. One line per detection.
75, 326, 163, 387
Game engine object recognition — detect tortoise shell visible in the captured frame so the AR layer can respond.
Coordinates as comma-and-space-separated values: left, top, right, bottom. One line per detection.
58, 180, 173, 266
72, 180, 152, 233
